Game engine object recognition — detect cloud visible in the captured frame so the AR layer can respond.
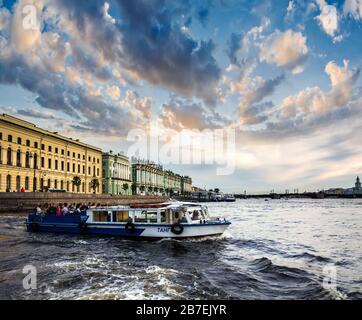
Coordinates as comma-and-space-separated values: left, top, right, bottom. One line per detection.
159, 97, 230, 131
107, 85, 121, 100
259, 29, 308, 74
315, 0, 341, 41
226, 32, 243, 67
229, 64, 284, 125
343, 0, 362, 19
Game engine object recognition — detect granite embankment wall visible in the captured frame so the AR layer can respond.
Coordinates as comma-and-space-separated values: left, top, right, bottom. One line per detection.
0, 193, 169, 214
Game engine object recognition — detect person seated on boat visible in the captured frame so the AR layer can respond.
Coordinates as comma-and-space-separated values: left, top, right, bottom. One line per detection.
192, 210, 199, 221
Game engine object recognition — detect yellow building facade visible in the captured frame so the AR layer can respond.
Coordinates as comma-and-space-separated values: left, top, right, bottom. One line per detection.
0, 114, 102, 194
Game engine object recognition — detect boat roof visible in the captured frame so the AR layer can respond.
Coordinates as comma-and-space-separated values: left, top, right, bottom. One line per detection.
87, 201, 206, 211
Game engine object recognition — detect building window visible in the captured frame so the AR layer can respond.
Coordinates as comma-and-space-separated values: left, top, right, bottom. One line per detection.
67, 151, 70, 156
41, 144, 45, 150
54, 180, 58, 189
78, 164, 80, 173
25, 177, 29, 190
26, 140, 30, 147
34, 142, 38, 149
17, 137, 22, 145
48, 158, 51, 169
16, 150, 21, 167
25, 152, 30, 168
78, 154, 80, 159
6, 175, 11, 192
73, 163, 75, 172
0, 146, 2, 164
61, 149, 64, 155
82, 182, 85, 193
40, 178, 44, 190
83, 165, 85, 174
73, 152, 75, 158
33, 177, 37, 192
41, 157, 45, 168
48, 146, 52, 152
83, 155, 85, 160
97, 168, 99, 177
16, 175, 21, 191
88, 167, 91, 175
67, 162, 70, 172
0, 132, 2, 140
8, 135, 13, 143
33, 153, 38, 169
55, 147, 58, 154
97, 158, 100, 164
61, 161, 64, 171
66, 181, 69, 191
48, 179, 51, 188
61, 180, 64, 190
55, 159, 58, 170
88, 156, 91, 162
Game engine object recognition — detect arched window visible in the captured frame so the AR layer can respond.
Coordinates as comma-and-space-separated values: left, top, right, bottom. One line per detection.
16, 150, 21, 167
60, 180, 64, 190
66, 181, 69, 191
54, 180, 58, 189
25, 152, 30, 168
82, 182, 85, 193
40, 178, 44, 191
48, 179, 51, 189
16, 175, 21, 191
7, 147, 12, 165
25, 177, 29, 190
6, 175, 11, 192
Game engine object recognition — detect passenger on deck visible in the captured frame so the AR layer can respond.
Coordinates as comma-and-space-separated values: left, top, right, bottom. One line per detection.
35, 205, 42, 215
62, 204, 69, 215
56, 205, 62, 217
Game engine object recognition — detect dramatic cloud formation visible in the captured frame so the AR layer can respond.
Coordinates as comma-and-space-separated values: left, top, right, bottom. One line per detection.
259, 29, 308, 74
280, 60, 360, 118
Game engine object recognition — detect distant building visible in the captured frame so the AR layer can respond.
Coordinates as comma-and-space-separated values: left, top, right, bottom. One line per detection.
131, 159, 192, 196
102, 151, 132, 195
345, 176, 362, 195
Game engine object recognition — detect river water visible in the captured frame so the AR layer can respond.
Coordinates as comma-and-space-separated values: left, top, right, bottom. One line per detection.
0, 199, 361, 300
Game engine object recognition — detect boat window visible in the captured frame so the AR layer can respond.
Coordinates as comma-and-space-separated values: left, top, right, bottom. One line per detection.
160, 210, 167, 223
191, 210, 200, 221
93, 211, 111, 222
134, 210, 158, 223
112, 210, 129, 222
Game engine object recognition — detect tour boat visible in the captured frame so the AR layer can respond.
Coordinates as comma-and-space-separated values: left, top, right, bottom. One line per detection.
25, 201, 231, 240
224, 194, 236, 202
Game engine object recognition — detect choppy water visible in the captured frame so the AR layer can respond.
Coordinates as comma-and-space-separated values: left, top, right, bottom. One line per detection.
0, 199, 361, 300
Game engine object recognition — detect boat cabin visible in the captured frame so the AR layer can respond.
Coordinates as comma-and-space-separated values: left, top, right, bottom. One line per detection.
87, 203, 210, 225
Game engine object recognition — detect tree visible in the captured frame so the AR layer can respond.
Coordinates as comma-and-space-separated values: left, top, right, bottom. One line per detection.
90, 178, 99, 194
214, 188, 220, 194
72, 176, 81, 192
122, 183, 129, 194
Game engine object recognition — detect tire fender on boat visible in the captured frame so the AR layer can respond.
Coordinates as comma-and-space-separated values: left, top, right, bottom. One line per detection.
171, 223, 184, 235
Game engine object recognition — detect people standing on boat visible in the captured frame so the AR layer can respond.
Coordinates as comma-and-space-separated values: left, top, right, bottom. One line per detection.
35, 205, 42, 215
56, 204, 62, 217
62, 204, 69, 215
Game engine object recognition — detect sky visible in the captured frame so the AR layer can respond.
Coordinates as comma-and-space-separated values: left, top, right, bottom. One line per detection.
1, 0, 362, 193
